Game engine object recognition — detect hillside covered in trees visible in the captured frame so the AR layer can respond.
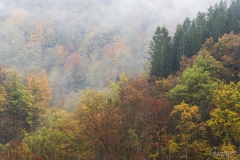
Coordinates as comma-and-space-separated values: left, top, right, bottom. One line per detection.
0, 0, 232, 109
0, 0, 240, 160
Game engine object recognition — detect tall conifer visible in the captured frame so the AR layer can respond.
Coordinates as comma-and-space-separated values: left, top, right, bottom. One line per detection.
148, 27, 172, 78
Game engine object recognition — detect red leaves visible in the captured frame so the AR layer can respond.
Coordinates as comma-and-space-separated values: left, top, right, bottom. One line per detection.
33, 156, 44, 160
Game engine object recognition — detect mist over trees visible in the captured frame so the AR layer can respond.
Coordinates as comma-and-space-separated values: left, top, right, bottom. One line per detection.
0, 0, 240, 159
0, 0, 232, 108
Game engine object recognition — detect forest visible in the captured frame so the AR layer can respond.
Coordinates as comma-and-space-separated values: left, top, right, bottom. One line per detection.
0, 0, 240, 159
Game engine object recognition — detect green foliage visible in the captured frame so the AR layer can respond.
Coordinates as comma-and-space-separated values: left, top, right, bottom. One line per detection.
148, 27, 173, 78
194, 51, 221, 77
4, 72, 33, 130
108, 73, 129, 104
167, 62, 217, 106
167, 53, 220, 120
22, 108, 81, 160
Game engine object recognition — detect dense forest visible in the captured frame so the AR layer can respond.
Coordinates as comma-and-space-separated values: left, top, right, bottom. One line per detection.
0, 0, 240, 159
0, 0, 230, 109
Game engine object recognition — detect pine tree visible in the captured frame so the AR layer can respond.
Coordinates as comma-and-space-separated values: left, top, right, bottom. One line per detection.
229, 0, 240, 20
148, 27, 173, 78
182, 18, 191, 32
227, 1, 240, 33
208, 1, 228, 41
172, 24, 184, 72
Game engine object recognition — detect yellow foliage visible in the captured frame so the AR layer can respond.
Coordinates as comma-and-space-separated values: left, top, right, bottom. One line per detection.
25, 71, 51, 109
0, 86, 7, 112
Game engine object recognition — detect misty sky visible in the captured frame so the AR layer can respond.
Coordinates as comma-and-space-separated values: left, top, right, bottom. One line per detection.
0, 0, 233, 35
116, 0, 232, 33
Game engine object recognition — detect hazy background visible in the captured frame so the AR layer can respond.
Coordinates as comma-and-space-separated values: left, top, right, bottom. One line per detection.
0, 0, 232, 109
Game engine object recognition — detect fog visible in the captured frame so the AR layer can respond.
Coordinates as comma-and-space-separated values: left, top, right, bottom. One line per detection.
0, 0, 232, 33
0, 0, 233, 108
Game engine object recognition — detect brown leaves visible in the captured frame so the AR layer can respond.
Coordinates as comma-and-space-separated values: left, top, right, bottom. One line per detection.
76, 90, 123, 158
211, 32, 240, 82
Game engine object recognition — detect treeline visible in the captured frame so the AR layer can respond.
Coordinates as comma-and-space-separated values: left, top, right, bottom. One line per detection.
1, 32, 240, 159
149, 0, 240, 78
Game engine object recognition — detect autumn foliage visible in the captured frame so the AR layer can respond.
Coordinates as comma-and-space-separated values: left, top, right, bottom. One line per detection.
0, 1, 240, 158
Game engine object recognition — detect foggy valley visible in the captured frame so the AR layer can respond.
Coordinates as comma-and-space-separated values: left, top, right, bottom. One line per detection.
0, 0, 239, 159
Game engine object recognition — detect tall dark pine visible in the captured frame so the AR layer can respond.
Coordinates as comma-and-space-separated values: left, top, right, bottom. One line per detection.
182, 18, 191, 32
185, 12, 207, 57
207, 1, 228, 41
229, 0, 240, 20
227, 0, 240, 33
148, 27, 172, 78
179, 18, 191, 57
172, 24, 184, 72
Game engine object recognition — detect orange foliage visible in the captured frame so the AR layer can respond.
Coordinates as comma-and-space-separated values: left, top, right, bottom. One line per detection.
5, 9, 28, 24
27, 24, 45, 45
64, 52, 81, 68
102, 39, 130, 60
80, 105, 122, 158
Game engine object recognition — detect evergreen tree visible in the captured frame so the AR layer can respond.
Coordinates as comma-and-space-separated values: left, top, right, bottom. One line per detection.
148, 27, 172, 78
229, 0, 240, 20
227, 2, 240, 33
182, 18, 191, 32
172, 24, 184, 71
207, 1, 228, 41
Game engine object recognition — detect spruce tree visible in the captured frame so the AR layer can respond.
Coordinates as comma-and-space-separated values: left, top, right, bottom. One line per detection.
148, 27, 172, 78
182, 18, 191, 32
172, 24, 184, 71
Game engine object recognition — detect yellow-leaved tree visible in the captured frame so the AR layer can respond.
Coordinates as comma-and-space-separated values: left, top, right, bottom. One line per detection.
25, 71, 51, 130
170, 102, 209, 160
207, 82, 240, 159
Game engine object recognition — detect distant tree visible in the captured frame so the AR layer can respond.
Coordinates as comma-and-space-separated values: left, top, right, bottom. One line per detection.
45, 27, 57, 48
